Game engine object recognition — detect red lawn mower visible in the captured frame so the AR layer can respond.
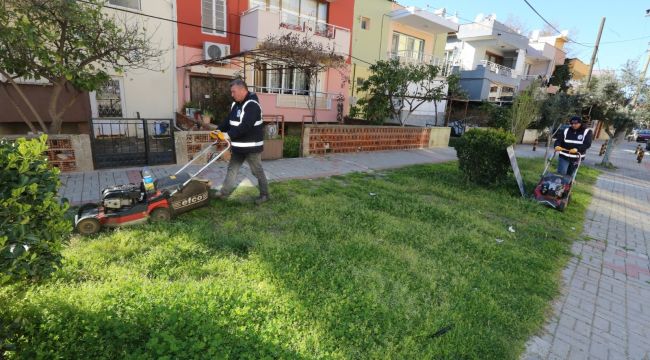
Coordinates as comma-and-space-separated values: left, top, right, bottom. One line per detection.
74, 139, 230, 235
532, 147, 582, 211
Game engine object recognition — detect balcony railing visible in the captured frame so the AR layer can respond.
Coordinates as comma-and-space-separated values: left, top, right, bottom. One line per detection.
387, 51, 456, 76
251, 86, 335, 110
480, 60, 517, 79
243, 5, 350, 40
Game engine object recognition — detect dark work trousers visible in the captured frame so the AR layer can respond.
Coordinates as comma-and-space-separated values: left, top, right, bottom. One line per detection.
220, 152, 269, 197
557, 156, 580, 177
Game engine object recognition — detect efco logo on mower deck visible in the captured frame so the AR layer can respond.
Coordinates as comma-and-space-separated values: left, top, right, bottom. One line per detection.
172, 191, 208, 209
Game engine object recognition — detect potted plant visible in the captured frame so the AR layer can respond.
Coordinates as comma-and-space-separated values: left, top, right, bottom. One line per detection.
182, 101, 199, 119
202, 109, 213, 124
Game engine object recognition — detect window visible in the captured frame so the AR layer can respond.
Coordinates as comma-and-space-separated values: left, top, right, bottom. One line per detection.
391, 32, 425, 61
489, 86, 498, 93
484, 51, 504, 65
94, 79, 125, 118
315, 2, 329, 36
108, 0, 140, 10
254, 62, 311, 95
275, 0, 329, 35
202, 0, 226, 36
251, 0, 280, 9
360, 17, 370, 30
356, 77, 364, 87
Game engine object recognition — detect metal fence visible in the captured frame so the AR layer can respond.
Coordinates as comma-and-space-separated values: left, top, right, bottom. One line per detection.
90, 118, 175, 169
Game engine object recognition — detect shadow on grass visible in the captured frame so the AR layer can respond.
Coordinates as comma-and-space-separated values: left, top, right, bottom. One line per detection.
1, 286, 306, 359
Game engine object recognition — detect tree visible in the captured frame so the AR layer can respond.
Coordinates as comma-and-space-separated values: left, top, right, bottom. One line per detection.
510, 81, 543, 143
579, 74, 636, 167
354, 58, 449, 126
537, 92, 582, 161
503, 14, 530, 35
620, 59, 650, 108
539, 21, 562, 36
480, 101, 511, 130
258, 33, 347, 124
0, 0, 161, 134
549, 64, 572, 92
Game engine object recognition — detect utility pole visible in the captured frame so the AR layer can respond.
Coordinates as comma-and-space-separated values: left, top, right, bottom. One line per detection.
586, 17, 606, 87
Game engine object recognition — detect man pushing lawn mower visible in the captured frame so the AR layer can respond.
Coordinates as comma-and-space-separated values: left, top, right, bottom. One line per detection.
554, 116, 593, 177
533, 116, 592, 211
204, 79, 270, 205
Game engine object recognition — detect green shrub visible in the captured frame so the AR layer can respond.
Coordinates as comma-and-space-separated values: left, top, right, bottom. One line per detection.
455, 128, 516, 185
481, 101, 511, 130
282, 135, 301, 158
0, 135, 71, 284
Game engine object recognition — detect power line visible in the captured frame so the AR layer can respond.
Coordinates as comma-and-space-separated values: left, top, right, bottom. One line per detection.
75, 0, 386, 65
521, 0, 591, 47
422, 2, 592, 47
74, 0, 258, 39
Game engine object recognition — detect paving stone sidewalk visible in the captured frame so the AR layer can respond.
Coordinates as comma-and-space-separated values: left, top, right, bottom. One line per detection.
523, 142, 650, 360
58, 147, 458, 205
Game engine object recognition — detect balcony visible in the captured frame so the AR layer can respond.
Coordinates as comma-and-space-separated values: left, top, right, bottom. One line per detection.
388, 6, 458, 34
480, 60, 517, 79
459, 60, 520, 97
240, 6, 350, 56
386, 51, 455, 76
252, 86, 334, 110
457, 17, 528, 51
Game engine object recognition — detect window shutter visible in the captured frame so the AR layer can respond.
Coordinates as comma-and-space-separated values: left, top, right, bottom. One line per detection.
214, 0, 225, 34
202, 0, 225, 34
202, 0, 214, 32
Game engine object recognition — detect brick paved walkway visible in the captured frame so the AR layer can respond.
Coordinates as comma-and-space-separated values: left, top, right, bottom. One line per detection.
523, 169, 650, 360
58, 147, 457, 205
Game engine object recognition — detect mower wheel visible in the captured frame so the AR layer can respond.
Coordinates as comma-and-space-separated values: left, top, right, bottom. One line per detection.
150, 207, 171, 222
77, 217, 101, 235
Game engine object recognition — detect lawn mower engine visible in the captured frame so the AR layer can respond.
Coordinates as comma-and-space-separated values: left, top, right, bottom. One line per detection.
539, 175, 567, 199
101, 183, 143, 212
533, 173, 573, 211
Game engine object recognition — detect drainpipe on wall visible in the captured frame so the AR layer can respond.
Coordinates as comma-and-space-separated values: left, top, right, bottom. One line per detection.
171, 0, 181, 130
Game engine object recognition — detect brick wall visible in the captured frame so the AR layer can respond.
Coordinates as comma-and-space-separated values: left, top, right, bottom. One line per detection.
174, 131, 230, 165
2, 134, 93, 173
302, 125, 446, 156
46, 138, 77, 172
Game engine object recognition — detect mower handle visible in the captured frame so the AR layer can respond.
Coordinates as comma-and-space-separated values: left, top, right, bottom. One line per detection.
174, 138, 231, 177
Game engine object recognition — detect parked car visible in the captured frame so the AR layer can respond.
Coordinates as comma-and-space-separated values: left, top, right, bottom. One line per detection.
636, 129, 650, 142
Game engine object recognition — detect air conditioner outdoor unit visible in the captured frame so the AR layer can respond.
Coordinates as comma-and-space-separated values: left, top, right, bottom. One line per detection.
203, 42, 230, 63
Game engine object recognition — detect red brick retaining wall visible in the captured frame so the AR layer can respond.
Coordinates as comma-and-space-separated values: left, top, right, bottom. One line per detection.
303, 125, 434, 155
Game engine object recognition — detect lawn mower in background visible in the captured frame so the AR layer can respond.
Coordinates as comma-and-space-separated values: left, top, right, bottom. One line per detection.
532, 147, 582, 211
74, 139, 230, 235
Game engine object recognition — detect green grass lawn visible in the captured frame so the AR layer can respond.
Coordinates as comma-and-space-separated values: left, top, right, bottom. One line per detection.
1, 159, 599, 359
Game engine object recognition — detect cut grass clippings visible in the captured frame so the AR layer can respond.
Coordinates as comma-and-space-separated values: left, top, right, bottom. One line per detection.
0, 158, 599, 359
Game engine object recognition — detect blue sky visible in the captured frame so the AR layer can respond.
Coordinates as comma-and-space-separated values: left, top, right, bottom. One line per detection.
400, 0, 650, 72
